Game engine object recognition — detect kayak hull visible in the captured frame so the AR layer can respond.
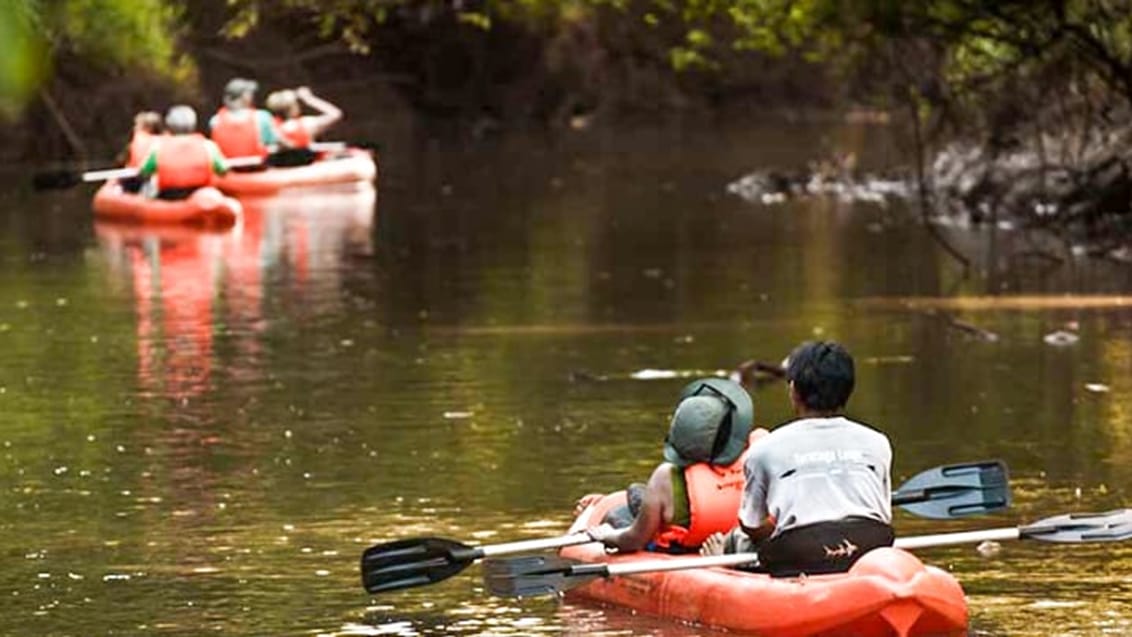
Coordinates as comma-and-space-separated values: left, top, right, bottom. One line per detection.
561, 493, 968, 637
213, 149, 377, 196
92, 182, 241, 229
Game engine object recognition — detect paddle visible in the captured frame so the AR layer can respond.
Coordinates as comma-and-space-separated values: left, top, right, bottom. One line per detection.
32, 155, 265, 191
314, 140, 380, 153
484, 508, 1132, 597
360, 459, 1009, 594
254, 141, 377, 167
891, 459, 1009, 519
31, 138, 376, 190
361, 532, 592, 594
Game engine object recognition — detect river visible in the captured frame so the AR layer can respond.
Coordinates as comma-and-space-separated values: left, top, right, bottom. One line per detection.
1, 121, 1130, 636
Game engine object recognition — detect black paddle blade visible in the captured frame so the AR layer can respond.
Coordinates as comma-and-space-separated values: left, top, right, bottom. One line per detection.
1021, 509, 1132, 543
32, 170, 81, 191
893, 459, 1011, 519
360, 537, 480, 594
351, 141, 382, 153
266, 148, 318, 167
484, 555, 597, 597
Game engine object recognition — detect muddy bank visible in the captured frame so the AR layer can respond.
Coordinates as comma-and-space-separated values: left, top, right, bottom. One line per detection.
726, 121, 1132, 259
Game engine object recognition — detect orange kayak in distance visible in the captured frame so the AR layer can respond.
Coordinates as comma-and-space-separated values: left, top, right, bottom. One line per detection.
91, 181, 241, 229
559, 492, 969, 637
213, 148, 377, 196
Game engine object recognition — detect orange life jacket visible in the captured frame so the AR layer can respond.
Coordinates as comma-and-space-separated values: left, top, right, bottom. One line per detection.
210, 107, 266, 158
277, 117, 312, 149
155, 134, 213, 191
653, 431, 760, 549
127, 130, 157, 168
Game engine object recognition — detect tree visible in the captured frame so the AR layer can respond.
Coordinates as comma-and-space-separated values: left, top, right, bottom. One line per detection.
0, 0, 193, 116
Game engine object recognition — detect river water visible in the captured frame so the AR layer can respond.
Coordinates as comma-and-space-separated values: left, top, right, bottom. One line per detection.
1, 122, 1130, 636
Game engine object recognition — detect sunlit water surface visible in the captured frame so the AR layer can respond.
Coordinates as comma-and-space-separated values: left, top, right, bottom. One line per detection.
1, 122, 1130, 636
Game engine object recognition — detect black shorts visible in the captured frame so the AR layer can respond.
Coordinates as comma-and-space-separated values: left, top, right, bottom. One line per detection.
119, 176, 146, 194
757, 517, 894, 577
157, 187, 198, 201
266, 148, 317, 167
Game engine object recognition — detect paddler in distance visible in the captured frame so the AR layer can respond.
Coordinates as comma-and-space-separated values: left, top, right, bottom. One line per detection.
579, 378, 768, 553
208, 77, 289, 165
118, 111, 163, 193
122, 111, 163, 168
136, 105, 228, 200
265, 86, 342, 149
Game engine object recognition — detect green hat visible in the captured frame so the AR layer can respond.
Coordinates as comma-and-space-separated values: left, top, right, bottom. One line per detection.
667, 378, 754, 466
663, 395, 729, 467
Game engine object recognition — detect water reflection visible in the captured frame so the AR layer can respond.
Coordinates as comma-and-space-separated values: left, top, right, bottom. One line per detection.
93, 185, 377, 401
3, 125, 1132, 636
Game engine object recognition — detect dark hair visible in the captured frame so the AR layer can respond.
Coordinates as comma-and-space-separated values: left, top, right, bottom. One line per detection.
786, 341, 855, 412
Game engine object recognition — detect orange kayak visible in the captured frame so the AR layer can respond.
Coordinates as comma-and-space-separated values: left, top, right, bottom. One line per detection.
560, 492, 969, 637
213, 149, 377, 196
92, 181, 241, 229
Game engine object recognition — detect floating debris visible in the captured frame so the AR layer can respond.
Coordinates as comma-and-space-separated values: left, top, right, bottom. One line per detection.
630, 369, 679, 380
1085, 383, 1111, 393
568, 370, 608, 383
976, 540, 1002, 558
1043, 330, 1079, 346
443, 411, 474, 419
730, 360, 787, 387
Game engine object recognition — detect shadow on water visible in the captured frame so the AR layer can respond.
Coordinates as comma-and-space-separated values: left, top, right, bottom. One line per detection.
0, 122, 1130, 635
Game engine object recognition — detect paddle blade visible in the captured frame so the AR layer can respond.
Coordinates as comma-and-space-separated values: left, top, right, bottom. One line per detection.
484, 555, 597, 597
32, 170, 81, 191
1021, 509, 1132, 543
893, 459, 1011, 519
360, 537, 479, 594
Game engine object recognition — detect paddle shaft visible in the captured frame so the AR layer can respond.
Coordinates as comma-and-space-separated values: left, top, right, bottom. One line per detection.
363, 459, 1008, 595
559, 526, 1032, 578
895, 527, 1020, 549
310, 142, 347, 153
482, 494, 1000, 575
82, 155, 264, 182
478, 533, 593, 558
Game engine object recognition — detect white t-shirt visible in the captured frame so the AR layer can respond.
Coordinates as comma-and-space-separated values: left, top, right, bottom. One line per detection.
739, 416, 892, 538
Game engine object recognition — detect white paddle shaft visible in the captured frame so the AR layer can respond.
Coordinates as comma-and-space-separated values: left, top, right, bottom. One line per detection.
895, 527, 1022, 549
82, 155, 264, 183
599, 526, 1029, 577
606, 552, 759, 576
83, 167, 141, 182
479, 532, 594, 557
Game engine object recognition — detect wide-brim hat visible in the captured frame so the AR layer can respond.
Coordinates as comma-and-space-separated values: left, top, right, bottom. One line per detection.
669, 377, 754, 466
663, 395, 729, 468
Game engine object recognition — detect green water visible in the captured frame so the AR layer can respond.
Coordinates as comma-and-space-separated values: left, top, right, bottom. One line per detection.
1, 122, 1130, 636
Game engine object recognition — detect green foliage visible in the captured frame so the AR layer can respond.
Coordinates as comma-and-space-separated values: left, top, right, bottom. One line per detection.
48, 0, 193, 80
0, 0, 191, 114
0, 1, 47, 114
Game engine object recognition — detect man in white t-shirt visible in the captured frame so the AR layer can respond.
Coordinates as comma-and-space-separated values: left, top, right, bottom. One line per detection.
706, 340, 894, 576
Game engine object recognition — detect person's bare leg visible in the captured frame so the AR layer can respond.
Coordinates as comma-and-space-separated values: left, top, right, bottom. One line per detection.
700, 532, 727, 556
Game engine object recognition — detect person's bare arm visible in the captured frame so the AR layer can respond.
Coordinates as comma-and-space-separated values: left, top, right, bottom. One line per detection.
588, 464, 673, 552
738, 431, 774, 544
295, 86, 342, 139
